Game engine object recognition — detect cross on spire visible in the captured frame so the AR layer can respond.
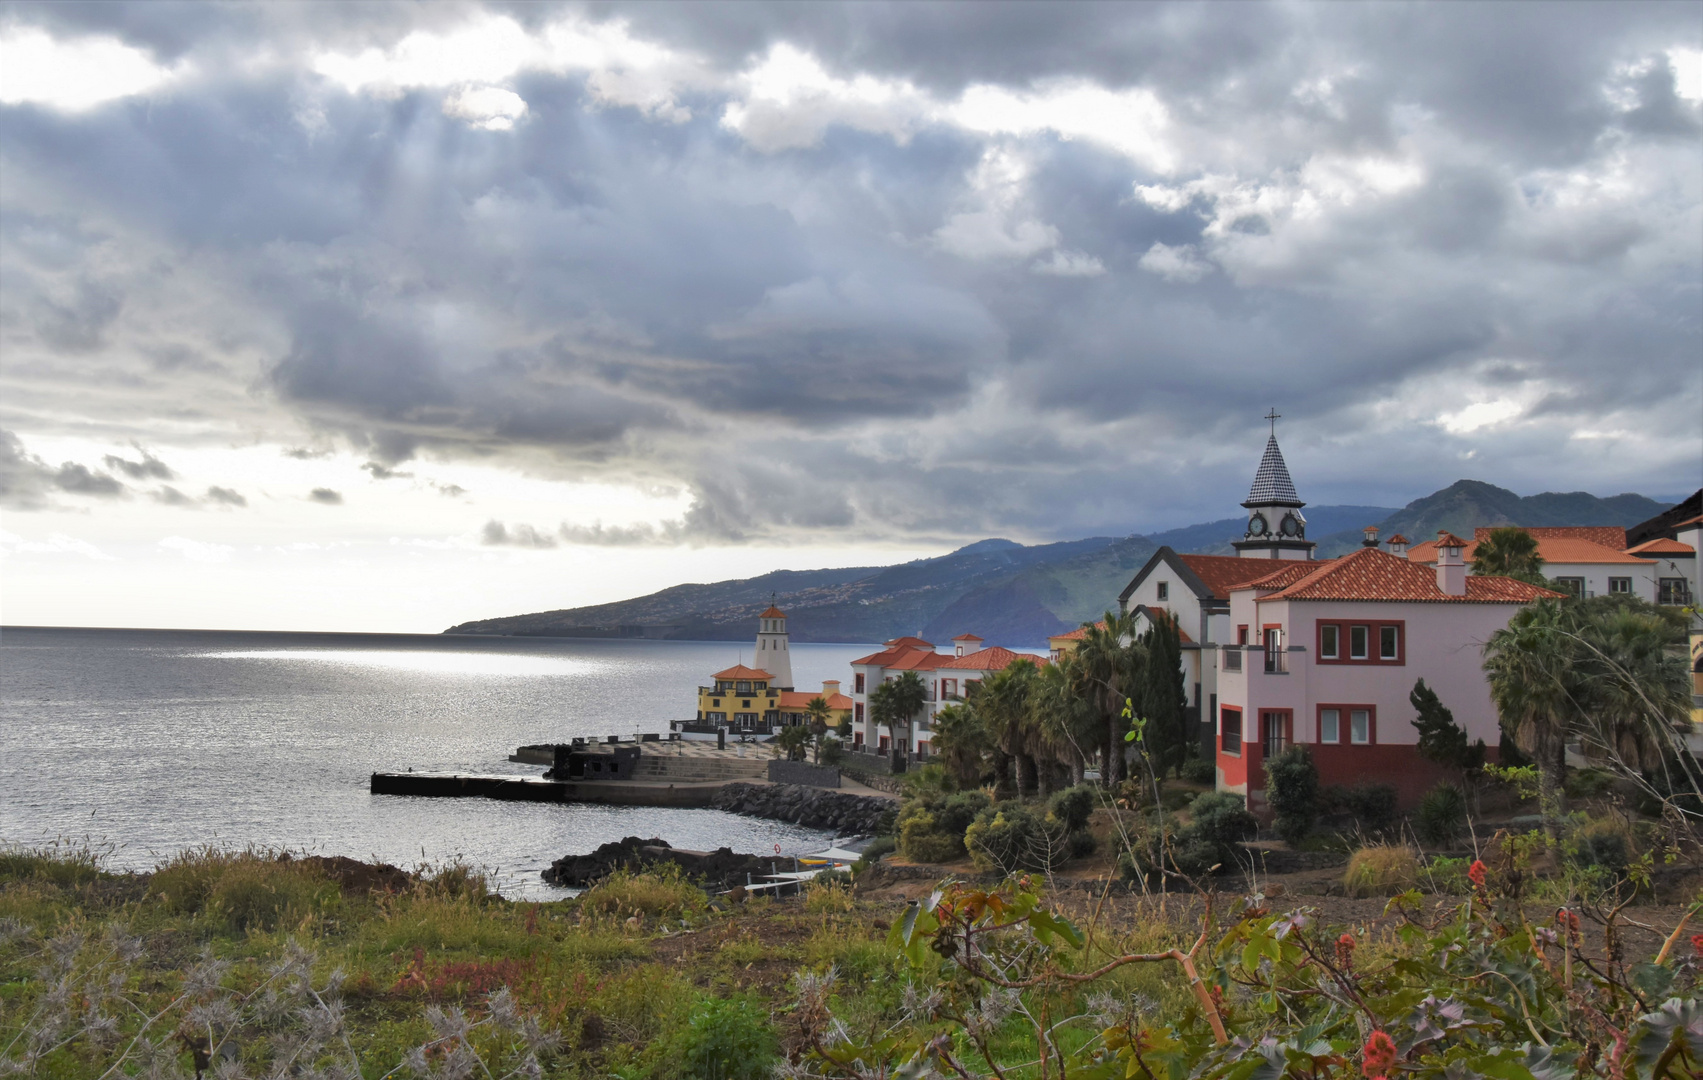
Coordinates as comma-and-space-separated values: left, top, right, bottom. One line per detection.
1265, 408, 1281, 436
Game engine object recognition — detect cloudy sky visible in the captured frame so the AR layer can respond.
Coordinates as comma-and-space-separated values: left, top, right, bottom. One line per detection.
1, 1, 1698, 632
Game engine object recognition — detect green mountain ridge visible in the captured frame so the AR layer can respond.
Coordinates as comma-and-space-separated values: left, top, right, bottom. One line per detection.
444, 481, 1674, 648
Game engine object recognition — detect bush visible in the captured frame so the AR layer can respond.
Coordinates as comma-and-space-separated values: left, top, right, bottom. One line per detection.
1180, 757, 1216, 785
149, 847, 341, 930
1343, 844, 1420, 897
965, 803, 1069, 874
579, 865, 707, 919
1566, 817, 1632, 873
1048, 784, 1098, 832
1564, 767, 1616, 799
896, 789, 991, 862
1323, 783, 1399, 837
898, 811, 962, 863
666, 995, 779, 1080
1067, 829, 1097, 859
819, 738, 844, 766
1169, 792, 1258, 876
1263, 746, 1319, 847
1415, 783, 1468, 846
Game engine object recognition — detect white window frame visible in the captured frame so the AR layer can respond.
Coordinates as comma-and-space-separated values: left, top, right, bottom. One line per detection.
1379, 625, 1399, 661
1320, 623, 1339, 660
1350, 709, 1371, 745
1349, 625, 1369, 660
1319, 708, 1340, 744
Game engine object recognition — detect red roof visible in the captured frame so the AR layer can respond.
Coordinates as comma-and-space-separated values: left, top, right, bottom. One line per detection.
1436, 531, 1469, 548
1176, 553, 1295, 600
1675, 514, 1703, 528
1243, 562, 1318, 591
712, 664, 775, 680
951, 633, 984, 641
1627, 537, 1694, 555
1474, 525, 1627, 547
1407, 536, 1649, 566
1048, 620, 1105, 644
886, 650, 948, 672
938, 646, 1045, 672
1386, 534, 1409, 544
1246, 547, 1561, 603
759, 605, 787, 618
777, 691, 853, 710
883, 635, 935, 650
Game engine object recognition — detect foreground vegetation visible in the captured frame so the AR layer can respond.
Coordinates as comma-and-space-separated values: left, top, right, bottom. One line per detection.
2, 839, 1699, 1079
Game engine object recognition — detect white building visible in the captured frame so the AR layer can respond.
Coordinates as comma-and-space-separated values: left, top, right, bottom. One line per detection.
846, 634, 1045, 761
1404, 526, 1688, 605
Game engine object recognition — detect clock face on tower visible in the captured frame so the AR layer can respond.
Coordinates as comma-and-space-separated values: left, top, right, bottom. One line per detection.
1248, 513, 1268, 537
1280, 512, 1299, 537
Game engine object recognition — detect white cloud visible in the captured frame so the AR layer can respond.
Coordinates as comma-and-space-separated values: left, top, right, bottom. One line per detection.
1437, 399, 1524, 435
1666, 47, 1703, 103
721, 43, 933, 151
442, 85, 528, 130
1137, 241, 1212, 283
0, 27, 177, 111
158, 536, 233, 563
0, 530, 116, 560
934, 212, 1058, 260
948, 80, 1175, 174
1031, 250, 1107, 277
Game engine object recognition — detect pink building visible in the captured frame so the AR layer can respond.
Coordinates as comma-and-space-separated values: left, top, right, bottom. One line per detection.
847, 634, 1045, 761
1214, 535, 1558, 809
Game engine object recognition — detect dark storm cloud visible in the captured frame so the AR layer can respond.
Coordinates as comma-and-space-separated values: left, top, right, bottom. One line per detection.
50, 462, 125, 497
308, 488, 344, 505
0, 2, 1697, 541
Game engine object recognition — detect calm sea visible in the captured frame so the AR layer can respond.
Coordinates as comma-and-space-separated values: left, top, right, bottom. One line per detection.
0, 627, 875, 897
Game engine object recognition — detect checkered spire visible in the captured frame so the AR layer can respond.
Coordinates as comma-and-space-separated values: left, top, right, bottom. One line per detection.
1246, 435, 1301, 505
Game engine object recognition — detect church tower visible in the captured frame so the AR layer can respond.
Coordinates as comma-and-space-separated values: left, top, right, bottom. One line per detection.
1233, 412, 1316, 561
754, 603, 794, 690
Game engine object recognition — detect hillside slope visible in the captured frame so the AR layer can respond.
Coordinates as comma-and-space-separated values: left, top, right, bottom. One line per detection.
445, 483, 1672, 646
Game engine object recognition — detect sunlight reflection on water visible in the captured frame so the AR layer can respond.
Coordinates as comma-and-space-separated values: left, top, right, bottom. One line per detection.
199, 649, 601, 677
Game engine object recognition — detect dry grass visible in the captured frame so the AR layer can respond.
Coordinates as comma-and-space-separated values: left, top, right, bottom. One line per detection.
579, 864, 709, 920
1342, 844, 1420, 897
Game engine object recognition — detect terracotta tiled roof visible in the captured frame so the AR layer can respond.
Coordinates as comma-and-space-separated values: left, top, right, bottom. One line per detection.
886, 650, 948, 671
952, 633, 984, 641
850, 647, 908, 667
1176, 553, 1292, 599
1048, 620, 1105, 644
1408, 536, 1650, 566
777, 691, 854, 710
1436, 531, 1469, 547
938, 646, 1045, 672
1473, 525, 1627, 547
1675, 514, 1703, 528
1249, 547, 1561, 603
883, 635, 936, 650
712, 664, 775, 680
1627, 537, 1694, 555
1244, 561, 1322, 591
1386, 534, 1409, 544
759, 605, 787, 618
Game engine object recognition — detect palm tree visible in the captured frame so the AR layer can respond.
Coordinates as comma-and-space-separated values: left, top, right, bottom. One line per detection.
1031, 659, 1094, 790
1070, 612, 1139, 786
978, 660, 1042, 797
931, 702, 992, 788
1483, 599, 1582, 836
1472, 527, 1547, 586
887, 671, 928, 770
804, 696, 832, 764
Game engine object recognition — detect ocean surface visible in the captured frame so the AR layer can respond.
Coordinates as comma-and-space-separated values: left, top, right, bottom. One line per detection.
0, 627, 876, 897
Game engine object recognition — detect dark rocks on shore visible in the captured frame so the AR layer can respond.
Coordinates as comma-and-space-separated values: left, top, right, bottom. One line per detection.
543, 836, 783, 891
710, 782, 890, 834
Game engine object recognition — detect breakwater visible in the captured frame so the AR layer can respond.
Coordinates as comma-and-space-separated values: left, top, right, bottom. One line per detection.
710, 782, 891, 834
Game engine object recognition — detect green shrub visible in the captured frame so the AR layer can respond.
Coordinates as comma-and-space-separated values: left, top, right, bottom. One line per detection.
1048, 784, 1098, 832
1169, 792, 1258, 876
671, 995, 779, 1080
1564, 767, 1616, 799
1415, 783, 1468, 846
149, 847, 340, 929
1425, 855, 1472, 894
1263, 746, 1319, 847
1180, 757, 1216, 785
965, 803, 1069, 874
1342, 844, 1420, 897
1566, 817, 1632, 873
1323, 783, 1399, 836
820, 738, 845, 766
1066, 829, 1097, 859
898, 811, 962, 863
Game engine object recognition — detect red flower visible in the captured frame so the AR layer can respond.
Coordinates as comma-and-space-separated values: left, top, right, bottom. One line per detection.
1691, 933, 1703, 958
1336, 933, 1357, 971
1363, 1031, 1398, 1076
1466, 860, 1487, 888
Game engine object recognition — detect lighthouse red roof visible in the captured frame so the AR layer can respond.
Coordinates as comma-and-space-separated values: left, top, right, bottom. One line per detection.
759, 605, 787, 618
712, 664, 775, 681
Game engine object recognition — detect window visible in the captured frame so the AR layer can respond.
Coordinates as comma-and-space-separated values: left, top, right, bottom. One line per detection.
941, 678, 958, 699
1552, 577, 1585, 599
1379, 625, 1399, 661
1319, 708, 1340, 744
854, 673, 866, 693
854, 703, 864, 723
1608, 577, 1631, 595
916, 741, 930, 757
1221, 646, 1242, 672
1659, 578, 1692, 606
1263, 627, 1286, 673
1220, 708, 1242, 754
742, 699, 751, 708
737, 681, 751, 694
1350, 709, 1371, 744
1320, 624, 1339, 660
878, 736, 890, 752
1237, 625, 1249, 645
712, 698, 721, 707
1156, 581, 1169, 601
853, 732, 864, 747
1317, 621, 1404, 665
1261, 711, 1289, 758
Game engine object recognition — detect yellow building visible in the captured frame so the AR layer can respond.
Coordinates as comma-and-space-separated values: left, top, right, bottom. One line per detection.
697, 664, 781, 731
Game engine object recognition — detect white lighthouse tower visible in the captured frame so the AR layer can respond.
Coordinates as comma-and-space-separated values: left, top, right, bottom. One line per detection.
754, 603, 794, 690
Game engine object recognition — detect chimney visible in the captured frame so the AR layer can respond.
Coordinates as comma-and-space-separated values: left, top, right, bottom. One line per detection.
952, 634, 984, 658
1362, 526, 1380, 548
1435, 530, 1467, 596
821, 680, 840, 699
1385, 534, 1409, 557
